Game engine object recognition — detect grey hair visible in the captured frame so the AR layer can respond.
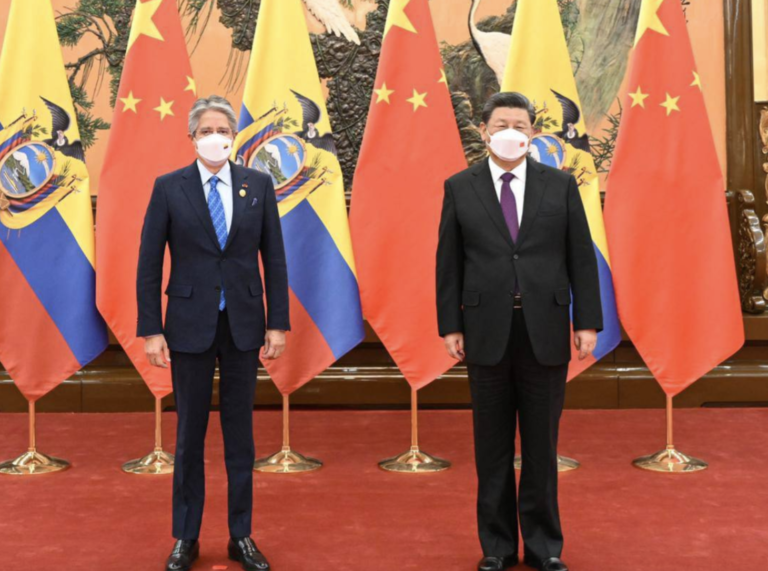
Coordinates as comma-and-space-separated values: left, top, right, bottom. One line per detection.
188, 95, 237, 135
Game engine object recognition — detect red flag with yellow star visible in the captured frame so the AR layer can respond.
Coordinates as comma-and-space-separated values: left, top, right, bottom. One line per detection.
96, 0, 197, 398
350, 0, 467, 389
604, 0, 743, 396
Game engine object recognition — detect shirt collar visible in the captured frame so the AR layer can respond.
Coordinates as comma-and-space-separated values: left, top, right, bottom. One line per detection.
197, 159, 232, 188
488, 156, 527, 185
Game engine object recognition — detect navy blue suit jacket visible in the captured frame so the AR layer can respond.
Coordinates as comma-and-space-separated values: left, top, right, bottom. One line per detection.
136, 160, 290, 353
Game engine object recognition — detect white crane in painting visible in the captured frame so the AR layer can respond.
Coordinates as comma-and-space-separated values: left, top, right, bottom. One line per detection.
469, 0, 511, 85
302, 0, 361, 45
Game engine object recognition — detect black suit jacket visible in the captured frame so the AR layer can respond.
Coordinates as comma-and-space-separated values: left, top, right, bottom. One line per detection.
136, 160, 290, 353
436, 159, 603, 367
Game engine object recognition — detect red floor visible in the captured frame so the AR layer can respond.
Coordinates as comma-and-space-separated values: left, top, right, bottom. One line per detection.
0, 408, 766, 570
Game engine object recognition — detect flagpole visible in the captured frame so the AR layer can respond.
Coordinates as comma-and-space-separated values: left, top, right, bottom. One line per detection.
632, 395, 707, 473
122, 397, 174, 475
379, 387, 451, 473
254, 393, 322, 473
0, 400, 70, 475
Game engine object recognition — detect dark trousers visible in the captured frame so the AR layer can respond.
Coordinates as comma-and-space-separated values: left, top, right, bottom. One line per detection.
170, 310, 260, 540
467, 308, 568, 563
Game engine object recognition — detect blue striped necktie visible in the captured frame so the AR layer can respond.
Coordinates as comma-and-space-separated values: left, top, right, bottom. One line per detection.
207, 175, 228, 310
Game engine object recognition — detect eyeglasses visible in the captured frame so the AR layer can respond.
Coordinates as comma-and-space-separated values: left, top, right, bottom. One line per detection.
196, 128, 233, 137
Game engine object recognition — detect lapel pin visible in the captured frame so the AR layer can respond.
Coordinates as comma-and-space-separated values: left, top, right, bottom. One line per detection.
239, 189, 247, 198
251, 197, 258, 206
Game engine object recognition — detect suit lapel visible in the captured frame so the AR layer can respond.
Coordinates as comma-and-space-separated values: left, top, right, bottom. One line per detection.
514, 160, 547, 251
225, 162, 247, 251
180, 161, 221, 251
470, 160, 515, 249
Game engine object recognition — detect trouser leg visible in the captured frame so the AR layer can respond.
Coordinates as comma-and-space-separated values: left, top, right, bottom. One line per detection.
468, 323, 518, 557
171, 341, 217, 540
513, 311, 568, 562
217, 311, 260, 539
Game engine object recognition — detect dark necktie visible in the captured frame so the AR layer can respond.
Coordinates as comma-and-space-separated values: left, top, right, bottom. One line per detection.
500, 172, 521, 295
499, 172, 519, 242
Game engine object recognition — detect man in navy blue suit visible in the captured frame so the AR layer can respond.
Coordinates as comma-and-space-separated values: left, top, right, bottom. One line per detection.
137, 95, 290, 571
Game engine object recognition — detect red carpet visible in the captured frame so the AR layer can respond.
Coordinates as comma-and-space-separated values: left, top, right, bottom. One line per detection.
0, 409, 766, 570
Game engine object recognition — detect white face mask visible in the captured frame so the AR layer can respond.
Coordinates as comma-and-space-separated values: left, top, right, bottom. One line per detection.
195, 133, 233, 165
487, 128, 530, 162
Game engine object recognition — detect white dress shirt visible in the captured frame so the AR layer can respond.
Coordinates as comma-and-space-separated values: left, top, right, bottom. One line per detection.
197, 160, 233, 232
488, 157, 526, 226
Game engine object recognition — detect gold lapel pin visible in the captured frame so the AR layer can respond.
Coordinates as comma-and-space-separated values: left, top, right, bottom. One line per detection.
239, 189, 246, 198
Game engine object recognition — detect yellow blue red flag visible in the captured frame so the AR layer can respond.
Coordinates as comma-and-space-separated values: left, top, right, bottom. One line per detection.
502, 0, 621, 380
0, 0, 107, 401
234, 0, 364, 394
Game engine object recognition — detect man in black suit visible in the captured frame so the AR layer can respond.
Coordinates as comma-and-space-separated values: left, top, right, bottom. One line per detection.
137, 95, 290, 571
437, 92, 603, 571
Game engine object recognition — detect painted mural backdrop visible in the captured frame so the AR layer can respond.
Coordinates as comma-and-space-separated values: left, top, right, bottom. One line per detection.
0, 0, 726, 193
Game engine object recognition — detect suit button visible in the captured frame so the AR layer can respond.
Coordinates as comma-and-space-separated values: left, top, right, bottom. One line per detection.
215, 286, 221, 292
513, 254, 519, 260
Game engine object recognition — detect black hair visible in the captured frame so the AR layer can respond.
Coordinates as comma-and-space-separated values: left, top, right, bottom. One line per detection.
481, 92, 536, 125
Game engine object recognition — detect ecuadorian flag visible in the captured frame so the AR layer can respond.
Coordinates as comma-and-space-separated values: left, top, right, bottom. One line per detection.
502, 0, 621, 380
234, 0, 364, 394
0, 0, 108, 401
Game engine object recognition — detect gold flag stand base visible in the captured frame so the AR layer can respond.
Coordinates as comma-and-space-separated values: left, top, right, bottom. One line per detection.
0, 449, 70, 476
122, 448, 175, 475
123, 398, 175, 475
253, 445, 322, 473
379, 446, 451, 473
378, 388, 451, 474
632, 445, 708, 473
514, 454, 580, 472
254, 395, 322, 474
633, 396, 707, 473
0, 402, 70, 476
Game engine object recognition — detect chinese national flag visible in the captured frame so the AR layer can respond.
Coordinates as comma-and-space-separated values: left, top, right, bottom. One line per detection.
96, 0, 197, 398
604, 0, 743, 396
350, 0, 467, 389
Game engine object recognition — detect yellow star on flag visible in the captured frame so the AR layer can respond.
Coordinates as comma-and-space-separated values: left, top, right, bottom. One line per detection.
127, 0, 164, 54
374, 83, 395, 104
628, 86, 649, 108
690, 71, 702, 90
439, 69, 447, 84
154, 97, 175, 120
660, 93, 680, 116
185, 76, 197, 96
120, 91, 142, 113
635, 0, 669, 46
406, 89, 427, 112
384, 0, 417, 38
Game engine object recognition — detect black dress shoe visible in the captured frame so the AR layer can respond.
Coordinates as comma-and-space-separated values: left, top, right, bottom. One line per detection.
166, 540, 199, 571
478, 555, 519, 570
524, 556, 568, 571
228, 537, 270, 571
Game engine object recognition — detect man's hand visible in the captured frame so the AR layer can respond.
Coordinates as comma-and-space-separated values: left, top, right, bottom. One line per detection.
443, 332, 465, 361
262, 330, 286, 360
145, 334, 171, 368
574, 329, 597, 361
